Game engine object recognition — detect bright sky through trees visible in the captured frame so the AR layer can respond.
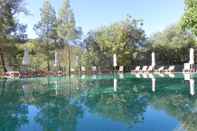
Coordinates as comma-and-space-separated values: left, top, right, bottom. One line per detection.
20, 0, 184, 38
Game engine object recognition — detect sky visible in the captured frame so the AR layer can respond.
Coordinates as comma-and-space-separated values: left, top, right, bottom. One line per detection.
20, 0, 185, 39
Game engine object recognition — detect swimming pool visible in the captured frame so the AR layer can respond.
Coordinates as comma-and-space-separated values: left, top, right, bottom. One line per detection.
0, 73, 196, 131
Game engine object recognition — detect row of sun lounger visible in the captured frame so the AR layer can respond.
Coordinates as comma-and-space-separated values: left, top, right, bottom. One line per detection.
73, 65, 176, 73
132, 65, 175, 72
0, 64, 195, 79
132, 64, 195, 73
1, 70, 64, 79
74, 64, 194, 73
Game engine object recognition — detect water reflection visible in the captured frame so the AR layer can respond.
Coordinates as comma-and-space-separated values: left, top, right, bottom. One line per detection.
92, 74, 97, 80
189, 79, 195, 96
184, 73, 195, 96
0, 80, 28, 131
81, 75, 86, 79
156, 72, 165, 77
167, 72, 175, 78
134, 73, 141, 78
142, 73, 148, 78
22, 83, 33, 98
149, 74, 156, 92
0, 74, 197, 131
113, 78, 117, 92
119, 73, 124, 79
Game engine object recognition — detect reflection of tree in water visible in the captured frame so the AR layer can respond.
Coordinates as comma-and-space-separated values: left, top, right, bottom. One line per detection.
82, 77, 197, 130
83, 79, 149, 126
33, 78, 83, 131
0, 79, 28, 131
151, 94, 197, 131
30, 76, 197, 131
2, 75, 197, 131
148, 78, 197, 131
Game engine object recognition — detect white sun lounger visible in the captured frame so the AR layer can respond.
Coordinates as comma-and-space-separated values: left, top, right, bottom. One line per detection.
141, 66, 148, 72
132, 66, 141, 72
157, 66, 165, 72
147, 66, 153, 72
166, 65, 175, 72
4, 71, 20, 79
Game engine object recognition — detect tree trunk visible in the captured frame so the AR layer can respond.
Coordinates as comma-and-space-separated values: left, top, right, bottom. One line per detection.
0, 49, 7, 72
68, 46, 71, 76
46, 39, 50, 71
47, 58, 50, 71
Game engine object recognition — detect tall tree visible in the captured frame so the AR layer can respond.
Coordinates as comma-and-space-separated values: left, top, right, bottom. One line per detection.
0, 0, 27, 72
34, 0, 57, 71
83, 16, 146, 68
57, 0, 79, 75
181, 0, 197, 36
149, 25, 196, 65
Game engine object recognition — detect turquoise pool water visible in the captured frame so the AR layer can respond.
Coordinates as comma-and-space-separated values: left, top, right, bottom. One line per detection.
0, 73, 197, 131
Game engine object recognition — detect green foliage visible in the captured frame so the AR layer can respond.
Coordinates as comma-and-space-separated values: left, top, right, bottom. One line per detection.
83, 16, 146, 68
0, 80, 28, 130
34, 0, 57, 42
57, 0, 78, 41
34, 0, 57, 70
149, 25, 196, 65
181, 0, 197, 36
0, 0, 27, 40
0, 0, 27, 72
56, 0, 81, 74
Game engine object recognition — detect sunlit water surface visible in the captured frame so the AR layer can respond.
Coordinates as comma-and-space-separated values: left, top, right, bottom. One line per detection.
0, 72, 197, 131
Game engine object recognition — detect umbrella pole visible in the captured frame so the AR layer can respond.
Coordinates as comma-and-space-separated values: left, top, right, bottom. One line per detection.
113, 54, 117, 74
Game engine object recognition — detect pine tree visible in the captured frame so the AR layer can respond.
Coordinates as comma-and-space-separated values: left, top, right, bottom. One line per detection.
57, 0, 79, 75
34, 0, 57, 71
0, 0, 27, 72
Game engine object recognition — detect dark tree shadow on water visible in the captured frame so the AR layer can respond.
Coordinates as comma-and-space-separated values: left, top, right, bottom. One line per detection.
0, 79, 28, 131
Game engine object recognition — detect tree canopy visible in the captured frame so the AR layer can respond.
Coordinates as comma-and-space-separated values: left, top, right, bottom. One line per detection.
0, 0, 27, 72
83, 16, 146, 68
34, 0, 57, 71
181, 0, 197, 36
149, 25, 196, 65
